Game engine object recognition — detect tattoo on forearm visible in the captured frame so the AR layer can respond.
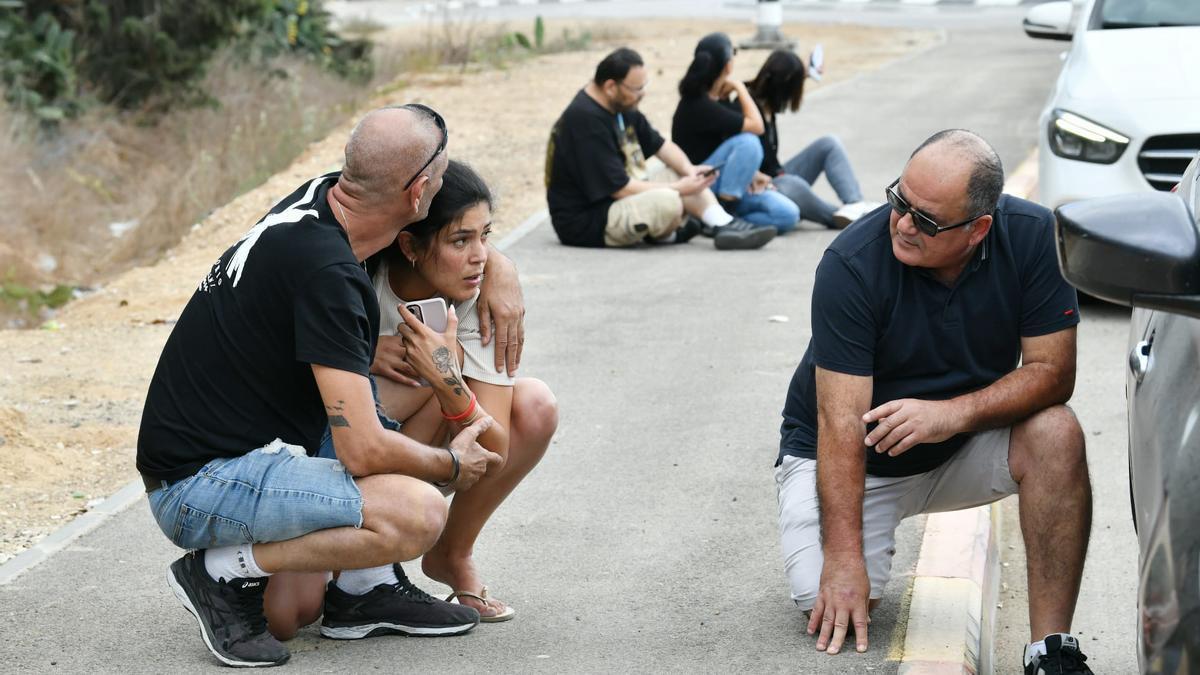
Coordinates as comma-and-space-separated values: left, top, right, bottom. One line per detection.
433, 347, 452, 373
327, 400, 350, 428
443, 377, 464, 396
432, 346, 465, 395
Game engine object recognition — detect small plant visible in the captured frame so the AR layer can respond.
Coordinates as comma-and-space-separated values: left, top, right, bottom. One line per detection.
511, 16, 545, 52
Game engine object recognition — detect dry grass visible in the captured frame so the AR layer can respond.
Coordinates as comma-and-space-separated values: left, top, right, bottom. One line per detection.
0, 16, 614, 328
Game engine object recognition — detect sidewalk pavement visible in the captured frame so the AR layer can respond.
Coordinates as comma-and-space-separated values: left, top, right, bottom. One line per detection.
0, 18, 1068, 673
0, 215, 923, 673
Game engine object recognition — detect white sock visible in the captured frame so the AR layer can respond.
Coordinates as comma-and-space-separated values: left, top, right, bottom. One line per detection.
204, 544, 270, 581
701, 204, 733, 227
1024, 639, 1047, 666
336, 564, 399, 595
1024, 633, 1075, 666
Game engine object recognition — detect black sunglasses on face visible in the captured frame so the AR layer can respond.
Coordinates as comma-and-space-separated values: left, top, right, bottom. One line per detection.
401, 103, 448, 191
885, 179, 984, 238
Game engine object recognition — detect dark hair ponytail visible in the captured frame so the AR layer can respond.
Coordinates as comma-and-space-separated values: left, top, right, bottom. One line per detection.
747, 49, 806, 115
678, 32, 733, 99
678, 51, 717, 98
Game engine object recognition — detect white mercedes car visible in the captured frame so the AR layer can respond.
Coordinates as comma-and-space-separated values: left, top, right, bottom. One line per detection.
1024, 0, 1200, 209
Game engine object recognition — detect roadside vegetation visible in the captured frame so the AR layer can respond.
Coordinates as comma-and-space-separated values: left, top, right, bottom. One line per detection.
0, 2, 599, 328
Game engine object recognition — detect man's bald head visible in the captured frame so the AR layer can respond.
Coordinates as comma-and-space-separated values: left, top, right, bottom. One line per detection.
908, 129, 1004, 219
341, 106, 443, 204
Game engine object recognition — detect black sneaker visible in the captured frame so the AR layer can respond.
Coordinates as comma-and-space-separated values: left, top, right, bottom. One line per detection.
673, 216, 703, 244
1024, 634, 1094, 675
166, 550, 289, 668
713, 218, 776, 250
320, 563, 480, 639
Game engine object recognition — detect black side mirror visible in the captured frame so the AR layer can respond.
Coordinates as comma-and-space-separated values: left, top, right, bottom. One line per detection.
1055, 192, 1200, 318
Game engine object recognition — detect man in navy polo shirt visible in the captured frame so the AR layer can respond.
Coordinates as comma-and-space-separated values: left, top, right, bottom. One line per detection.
775, 130, 1094, 674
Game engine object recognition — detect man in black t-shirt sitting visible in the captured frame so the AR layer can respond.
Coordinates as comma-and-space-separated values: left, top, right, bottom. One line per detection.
776, 130, 1095, 674
136, 106, 524, 667
545, 47, 775, 250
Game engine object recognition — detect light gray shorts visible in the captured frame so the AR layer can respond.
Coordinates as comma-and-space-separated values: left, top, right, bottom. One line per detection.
774, 427, 1019, 610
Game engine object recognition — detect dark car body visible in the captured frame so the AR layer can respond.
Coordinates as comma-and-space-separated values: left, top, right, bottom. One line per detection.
1054, 152, 1200, 674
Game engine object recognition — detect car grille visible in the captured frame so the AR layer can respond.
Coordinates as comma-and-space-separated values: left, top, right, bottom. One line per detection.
1138, 134, 1200, 191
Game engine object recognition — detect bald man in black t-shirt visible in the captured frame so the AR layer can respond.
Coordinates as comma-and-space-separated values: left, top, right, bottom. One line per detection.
137, 106, 526, 667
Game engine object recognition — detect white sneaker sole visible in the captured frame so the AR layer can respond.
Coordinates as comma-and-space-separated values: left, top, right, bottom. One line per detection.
320, 620, 478, 639
166, 565, 288, 668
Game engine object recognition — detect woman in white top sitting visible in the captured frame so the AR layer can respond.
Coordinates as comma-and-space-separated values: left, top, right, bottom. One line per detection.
366, 159, 558, 622
264, 160, 558, 634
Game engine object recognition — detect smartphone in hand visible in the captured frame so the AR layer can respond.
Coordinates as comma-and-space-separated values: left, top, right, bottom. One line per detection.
700, 161, 727, 177
397, 297, 449, 333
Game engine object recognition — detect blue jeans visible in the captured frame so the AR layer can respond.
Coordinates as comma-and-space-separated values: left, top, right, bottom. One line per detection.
147, 440, 364, 550
317, 375, 402, 460
772, 135, 864, 228
705, 132, 800, 232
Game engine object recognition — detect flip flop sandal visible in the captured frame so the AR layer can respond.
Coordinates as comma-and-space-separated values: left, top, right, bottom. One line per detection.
445, 586, 515, 623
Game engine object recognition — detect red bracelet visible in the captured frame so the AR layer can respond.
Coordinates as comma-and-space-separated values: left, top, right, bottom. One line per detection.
441, 392, 477, 422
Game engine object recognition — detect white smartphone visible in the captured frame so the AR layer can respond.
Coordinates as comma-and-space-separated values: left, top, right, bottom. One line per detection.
809, 44, 824, 82
397, 297, 448, 333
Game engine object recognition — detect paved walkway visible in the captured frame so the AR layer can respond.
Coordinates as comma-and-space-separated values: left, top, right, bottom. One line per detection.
0, 17, 1069, 674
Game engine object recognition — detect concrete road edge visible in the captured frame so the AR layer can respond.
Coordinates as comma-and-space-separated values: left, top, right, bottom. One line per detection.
896, 149, 1038, 675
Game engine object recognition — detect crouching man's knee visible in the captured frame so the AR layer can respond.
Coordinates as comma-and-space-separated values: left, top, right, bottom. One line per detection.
1010, 404, 1088, 482
785, 559, 821, 613
358, 475, 448, 562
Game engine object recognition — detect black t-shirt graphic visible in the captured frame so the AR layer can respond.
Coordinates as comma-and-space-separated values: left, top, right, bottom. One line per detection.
545, 89, 665, 247
137, 173, 380, 481
671, 95, 746, 165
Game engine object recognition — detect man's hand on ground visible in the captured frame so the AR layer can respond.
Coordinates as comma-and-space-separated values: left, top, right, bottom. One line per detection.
862, 398, 959, 456
809, 558, 871, 654
671, 172, 716, 196
370, 334, 422, 387
478, 253, 525, 376
448, 416, 502, 490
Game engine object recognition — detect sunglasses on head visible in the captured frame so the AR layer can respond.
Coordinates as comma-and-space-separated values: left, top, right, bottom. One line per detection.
401, 103, 448, 191
885, 179, 984, 238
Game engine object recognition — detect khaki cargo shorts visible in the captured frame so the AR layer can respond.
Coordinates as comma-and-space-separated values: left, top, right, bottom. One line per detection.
775, 427, 1019, 610
604, 187, 684, 247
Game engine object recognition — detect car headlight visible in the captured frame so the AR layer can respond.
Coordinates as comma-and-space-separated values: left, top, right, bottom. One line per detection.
1048, 109, 1130, 164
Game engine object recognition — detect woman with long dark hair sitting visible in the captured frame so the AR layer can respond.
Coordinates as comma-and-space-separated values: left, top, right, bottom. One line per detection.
671, 32, 800, 234
745, 49, 878, 229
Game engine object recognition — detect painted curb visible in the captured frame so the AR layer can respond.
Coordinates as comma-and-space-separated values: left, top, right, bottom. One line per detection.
897, 149, 1038, 674
0, 479, 145, 585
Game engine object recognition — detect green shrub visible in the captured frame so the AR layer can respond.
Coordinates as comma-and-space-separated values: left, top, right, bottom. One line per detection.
0, 2, 81, 121
0, 0, 371, 119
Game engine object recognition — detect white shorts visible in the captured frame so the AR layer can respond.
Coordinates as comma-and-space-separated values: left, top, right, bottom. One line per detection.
775, 428, 1018, 610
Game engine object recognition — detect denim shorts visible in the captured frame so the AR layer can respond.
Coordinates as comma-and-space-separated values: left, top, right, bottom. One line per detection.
147, 439, 364, 550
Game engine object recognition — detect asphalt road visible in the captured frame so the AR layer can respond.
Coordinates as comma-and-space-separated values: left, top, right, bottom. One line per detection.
0, 9, 1107, 674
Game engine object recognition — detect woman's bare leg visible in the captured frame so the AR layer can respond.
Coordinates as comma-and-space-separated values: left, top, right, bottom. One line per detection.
421, 378, 558, 614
